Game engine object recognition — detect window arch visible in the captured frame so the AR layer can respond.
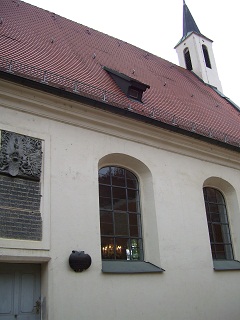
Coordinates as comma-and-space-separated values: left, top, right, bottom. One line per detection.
202, 45, 212, 69
203, 187, 233, 260
99, 166, 143, 261
184, 47, 193, 71
98, 153, 164, 273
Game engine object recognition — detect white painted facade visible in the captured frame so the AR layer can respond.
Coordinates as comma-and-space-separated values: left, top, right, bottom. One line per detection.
175, 33, 223, 92
0, 78, 240, 320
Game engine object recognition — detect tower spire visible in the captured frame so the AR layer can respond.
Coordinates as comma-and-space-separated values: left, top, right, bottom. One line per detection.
183, 1, 201, 37
175, 1, 223, 92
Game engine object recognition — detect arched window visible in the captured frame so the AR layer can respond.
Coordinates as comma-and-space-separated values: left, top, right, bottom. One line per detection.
184, 47, 193, 71
203, 187, 233, 260
98, 166, 143, 261
202, 45, 212, 69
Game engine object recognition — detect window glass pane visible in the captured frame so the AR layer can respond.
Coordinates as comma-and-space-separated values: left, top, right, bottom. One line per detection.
129, 213, 138, 225
101, 237, 115, 259
211, 244, 217, 259
99, 167, 111, 185
221, 224, 231, 243
208, 223, 214, 241
218, 205, 227, 223
112, 187, 126, 200
212, 224, 224, 242
101, 222, 114, 236
115, 238, 129, 260
128, 88, 140, 100
130, 225, 139, 237
99, 196, 112, 210
225, 244, 234, 260
208, 203, 219, 213
203, 187, 233, 261
137, 239, 144, 260
126, 171, 138, 189
114, 212, 128, 236
206, 188, 217, 203
130, 239, 142, 260
99, 185, 111, 197
100, 210, 113, 223
100, 211, 113, 235
206, 204, 211, 220
214, 244, 226, 259
127, 189, 138, 201
113, 188, 127, 211
129, 213, 140, 237
127, 189, 139, 212
215, 190, 224, 204
210, 212, 220, 222
111, 167, 125, 187
128, 201, 139, 213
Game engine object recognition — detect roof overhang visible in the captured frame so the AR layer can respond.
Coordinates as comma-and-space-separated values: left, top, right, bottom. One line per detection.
0, 70, 239, 154
174, 31, 213, 49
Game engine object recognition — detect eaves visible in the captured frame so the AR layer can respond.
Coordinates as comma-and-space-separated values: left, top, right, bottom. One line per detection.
0, 70, 239, 154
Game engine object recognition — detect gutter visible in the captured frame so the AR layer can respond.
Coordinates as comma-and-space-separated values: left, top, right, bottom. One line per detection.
0, 70, 239, 153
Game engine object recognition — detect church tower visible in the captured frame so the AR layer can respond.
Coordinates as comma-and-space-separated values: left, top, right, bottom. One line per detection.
175, 1, 223, 92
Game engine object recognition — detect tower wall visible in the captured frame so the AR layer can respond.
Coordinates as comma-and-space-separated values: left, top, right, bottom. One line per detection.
175, 33, 223, 92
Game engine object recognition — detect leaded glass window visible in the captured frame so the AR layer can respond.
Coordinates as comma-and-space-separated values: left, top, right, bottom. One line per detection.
203, 187, 233, 260
99, 166, 143, 261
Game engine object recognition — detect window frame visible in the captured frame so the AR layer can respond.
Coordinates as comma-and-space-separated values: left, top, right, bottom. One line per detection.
99, 166, 144, 262
203, 187, 234, 260
128, 87, 142, 101
203, 179, 240, 271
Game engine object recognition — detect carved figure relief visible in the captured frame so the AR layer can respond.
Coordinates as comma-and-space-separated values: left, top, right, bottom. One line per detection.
0, 130, 42, 180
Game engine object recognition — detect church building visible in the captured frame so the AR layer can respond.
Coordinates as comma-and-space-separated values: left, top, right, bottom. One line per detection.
0, 1, 240, 319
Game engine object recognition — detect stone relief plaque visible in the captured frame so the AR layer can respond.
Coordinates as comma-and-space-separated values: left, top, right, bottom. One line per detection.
0, 130, 42, 180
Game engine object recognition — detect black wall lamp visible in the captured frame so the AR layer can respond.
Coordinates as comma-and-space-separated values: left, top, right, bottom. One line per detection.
69, 250, 92, 272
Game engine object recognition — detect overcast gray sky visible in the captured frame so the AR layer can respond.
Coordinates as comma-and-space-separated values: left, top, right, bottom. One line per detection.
24, 0, 240, 107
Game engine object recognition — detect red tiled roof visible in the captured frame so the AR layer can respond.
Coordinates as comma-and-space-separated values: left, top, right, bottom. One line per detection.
0, 0, 240, 148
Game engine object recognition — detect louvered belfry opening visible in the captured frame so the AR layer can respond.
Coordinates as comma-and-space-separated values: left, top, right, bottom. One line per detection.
202, 45, 212, 69
184, 48, 193, 71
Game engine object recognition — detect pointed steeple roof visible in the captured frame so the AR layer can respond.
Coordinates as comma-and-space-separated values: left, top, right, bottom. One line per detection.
183, 0, 201, 37
175, 1, 212, 47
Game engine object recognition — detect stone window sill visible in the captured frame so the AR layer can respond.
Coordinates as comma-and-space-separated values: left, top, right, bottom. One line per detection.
213, 260, 240, 271
102, 260, 165, 274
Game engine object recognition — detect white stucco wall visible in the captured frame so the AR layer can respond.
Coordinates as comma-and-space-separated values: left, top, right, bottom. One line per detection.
0, 80, 240, 320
